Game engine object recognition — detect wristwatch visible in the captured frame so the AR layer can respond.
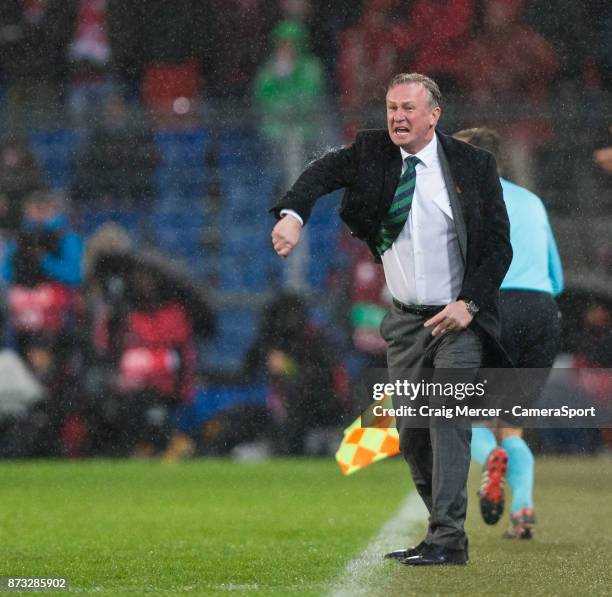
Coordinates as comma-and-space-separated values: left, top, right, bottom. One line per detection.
463, 299, 480, 316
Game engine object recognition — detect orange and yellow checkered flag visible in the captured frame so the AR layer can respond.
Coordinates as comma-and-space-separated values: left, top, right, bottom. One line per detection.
335, 395, 400, 475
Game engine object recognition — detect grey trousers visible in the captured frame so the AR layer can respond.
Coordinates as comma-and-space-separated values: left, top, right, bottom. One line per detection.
380, 303, 482, 550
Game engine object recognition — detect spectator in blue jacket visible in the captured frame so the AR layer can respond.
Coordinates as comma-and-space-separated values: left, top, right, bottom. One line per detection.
2, 191, 83, 360
2, 191, 83, 288
1, 191, 85, 457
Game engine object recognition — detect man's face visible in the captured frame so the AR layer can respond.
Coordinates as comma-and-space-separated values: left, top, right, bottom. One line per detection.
386, 83, 441, 154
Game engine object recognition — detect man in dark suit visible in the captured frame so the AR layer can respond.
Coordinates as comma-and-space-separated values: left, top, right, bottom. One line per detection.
270, 73, 512, 566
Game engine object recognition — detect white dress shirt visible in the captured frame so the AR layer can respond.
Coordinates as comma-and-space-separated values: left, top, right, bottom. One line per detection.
381, 134, 464, 305
281, 134, 464, 305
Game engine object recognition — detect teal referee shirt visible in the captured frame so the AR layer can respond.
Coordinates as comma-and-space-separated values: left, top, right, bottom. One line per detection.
500, 178, 564, 296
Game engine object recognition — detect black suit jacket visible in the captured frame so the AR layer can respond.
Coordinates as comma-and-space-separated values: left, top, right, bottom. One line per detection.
272, 129, 513, 362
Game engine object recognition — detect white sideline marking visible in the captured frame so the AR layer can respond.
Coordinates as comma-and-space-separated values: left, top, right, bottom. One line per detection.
328, 491, 428, 597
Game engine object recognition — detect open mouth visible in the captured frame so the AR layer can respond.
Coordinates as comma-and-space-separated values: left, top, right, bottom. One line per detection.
394, 127, 410, 134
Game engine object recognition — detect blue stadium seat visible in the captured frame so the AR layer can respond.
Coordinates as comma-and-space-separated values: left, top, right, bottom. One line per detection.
203, 309, 259, 370
305, 191, 342, 288
27, 129, 84, 189
151, 206, 205, 228
154, 130, 210, 200
174, 384, 267, 431
154, 129, 210, 167
216, 128, 268, 168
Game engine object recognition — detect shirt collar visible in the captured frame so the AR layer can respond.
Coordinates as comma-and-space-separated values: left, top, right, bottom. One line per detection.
400, 132, 437, 168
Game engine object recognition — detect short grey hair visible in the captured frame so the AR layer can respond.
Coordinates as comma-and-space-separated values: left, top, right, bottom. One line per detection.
387, 73, 442, 110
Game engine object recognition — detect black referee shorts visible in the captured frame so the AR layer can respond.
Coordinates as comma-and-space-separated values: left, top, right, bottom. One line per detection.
499, 289, 561, 416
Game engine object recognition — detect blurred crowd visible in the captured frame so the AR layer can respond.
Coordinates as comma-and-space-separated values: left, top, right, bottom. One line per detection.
0, 0, 610, 196
0, 194, 216, 458
0, 0, 610, 117
0, 0, 610, 458
0, 186, 352, 458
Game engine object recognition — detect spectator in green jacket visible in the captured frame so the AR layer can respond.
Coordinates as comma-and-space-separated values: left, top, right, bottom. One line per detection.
254, 21, 325, 145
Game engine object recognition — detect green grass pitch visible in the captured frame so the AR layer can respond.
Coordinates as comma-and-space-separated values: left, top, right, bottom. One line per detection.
1, 457, 610, 596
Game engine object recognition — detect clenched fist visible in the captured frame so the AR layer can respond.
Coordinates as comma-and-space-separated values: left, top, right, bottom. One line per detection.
271, 215, 302, 258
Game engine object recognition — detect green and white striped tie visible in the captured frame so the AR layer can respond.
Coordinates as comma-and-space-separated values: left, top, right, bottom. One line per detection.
376, 155, 420, 256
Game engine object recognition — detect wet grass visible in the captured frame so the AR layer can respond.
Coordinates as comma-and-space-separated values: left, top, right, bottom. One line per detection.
0, 458, 408, 596
380, 456, 612, 597
1, 456, 610, 596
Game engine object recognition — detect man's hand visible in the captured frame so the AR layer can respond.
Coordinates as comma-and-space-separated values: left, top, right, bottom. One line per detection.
271, 215, 302, 258
424, 301, 474, 336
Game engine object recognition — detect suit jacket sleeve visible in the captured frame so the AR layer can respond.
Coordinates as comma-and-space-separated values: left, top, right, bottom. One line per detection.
459, 154, 512, 310
270, 141, 359, 225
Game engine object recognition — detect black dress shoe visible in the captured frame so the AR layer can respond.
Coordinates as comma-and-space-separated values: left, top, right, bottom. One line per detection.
384, 540, 427, 561
400, 543, 468, 566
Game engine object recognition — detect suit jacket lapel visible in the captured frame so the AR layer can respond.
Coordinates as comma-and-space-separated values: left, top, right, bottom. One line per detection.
381, 142, 402, 215
437, 134, 468, 262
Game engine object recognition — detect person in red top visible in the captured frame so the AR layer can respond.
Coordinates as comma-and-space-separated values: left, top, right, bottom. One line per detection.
340, 233, 389, 369
459, 0, 558, 105
336, 0, 406, 138
116, 270, 196, 404
90, 264, 197, 456
456, 0, 559, 187
396, 0, 476, 92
